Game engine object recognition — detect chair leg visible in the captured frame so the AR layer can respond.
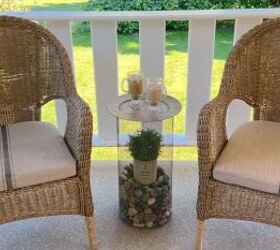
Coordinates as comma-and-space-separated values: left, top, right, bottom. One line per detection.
85, 216, 97, 250
195, 220, 205, 250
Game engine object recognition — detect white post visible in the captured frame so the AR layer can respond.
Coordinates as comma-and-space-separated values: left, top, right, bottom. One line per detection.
185, 19, 216, 141
91, 20, 119, 144
140, 20, 166, 133
227, 17, 262, 136
46, 20, 74, 135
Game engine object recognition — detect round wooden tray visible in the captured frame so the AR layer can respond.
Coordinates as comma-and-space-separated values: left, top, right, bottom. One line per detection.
107, 94, 182, 122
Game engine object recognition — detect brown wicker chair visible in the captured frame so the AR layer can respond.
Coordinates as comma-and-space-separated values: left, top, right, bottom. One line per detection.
0, 16, 97, 249
195, 18, 280, 249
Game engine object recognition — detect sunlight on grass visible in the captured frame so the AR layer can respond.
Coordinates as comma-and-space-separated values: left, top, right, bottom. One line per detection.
92, 146, 198, 161
211, 25, 234, 98
41, 100, 56, 124
25, 0, 87, 11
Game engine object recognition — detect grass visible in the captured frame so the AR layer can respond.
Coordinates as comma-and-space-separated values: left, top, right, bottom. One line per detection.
25, 0, 88, 11
25, 1, 234, 161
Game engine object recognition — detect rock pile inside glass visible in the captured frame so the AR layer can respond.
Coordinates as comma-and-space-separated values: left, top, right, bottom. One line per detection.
119, 163, 172, 228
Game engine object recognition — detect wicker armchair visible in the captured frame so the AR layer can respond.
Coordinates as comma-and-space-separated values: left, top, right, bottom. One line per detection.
195, 18, 280, 249
0, 16, 97, 249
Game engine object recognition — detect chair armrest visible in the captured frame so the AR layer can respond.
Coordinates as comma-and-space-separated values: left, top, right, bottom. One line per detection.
196, 93, 232, 219
197, 93, 231, 181
64, 95, 93, 178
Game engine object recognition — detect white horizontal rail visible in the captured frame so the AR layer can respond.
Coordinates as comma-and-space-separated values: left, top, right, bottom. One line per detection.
2, 8, 280, 21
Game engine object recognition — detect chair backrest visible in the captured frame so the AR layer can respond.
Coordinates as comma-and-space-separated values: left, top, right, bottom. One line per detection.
220, 18, 280, 121
0, 16, 75, 125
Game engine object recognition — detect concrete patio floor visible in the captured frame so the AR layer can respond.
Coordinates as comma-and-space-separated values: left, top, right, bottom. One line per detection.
0, 161, 280, 250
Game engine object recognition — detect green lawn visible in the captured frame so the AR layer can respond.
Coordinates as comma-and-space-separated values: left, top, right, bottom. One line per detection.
25, 0, 88, 11
26, 1, 234, 160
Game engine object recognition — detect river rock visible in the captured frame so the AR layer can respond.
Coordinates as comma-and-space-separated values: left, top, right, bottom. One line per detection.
157, 176, 163, 184
144, 213, 156, 222
121, 169, 128, 176
144, 208, 152, 214
121, 192, 128, 201
128, 178, 137, 186
134, 189, 143, 199
133, 223, 145, 228
124, 165, 132, 172
163, 175, 169, 184
164, 210, 170, 217
138, 212, 144, 221
158, 219, 168, 225
154, 188, 162, 197
128, 195, 135, 204
162, 194, 171, 203
124, 182, 131, 190
120, 200, 129, 210
133, 217, 140, 224
147, 197, 156, 206
149, 189, 156, 197
141, 193, 150, 203
119, 164, 172, 229
129, 202, 135, 208
128, 207, 138, 216
145, 221, 153, 228
157, 167, 165, 176
120, 174, 128, 181
162, 185, 169, 192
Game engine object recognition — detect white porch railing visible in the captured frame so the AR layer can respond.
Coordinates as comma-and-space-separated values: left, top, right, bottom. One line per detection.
2, 9, 280, 146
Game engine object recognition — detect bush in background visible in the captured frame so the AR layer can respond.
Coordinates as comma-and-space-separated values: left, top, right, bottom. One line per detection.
83, 0, 279, 34
84, 0, 180, 34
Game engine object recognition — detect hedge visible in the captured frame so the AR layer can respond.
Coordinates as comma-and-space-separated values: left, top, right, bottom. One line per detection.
83, 0, 280, 34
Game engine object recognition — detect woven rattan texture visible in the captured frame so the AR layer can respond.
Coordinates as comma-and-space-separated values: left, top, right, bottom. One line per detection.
196, 18, 280, 226
0, 16, 96, 248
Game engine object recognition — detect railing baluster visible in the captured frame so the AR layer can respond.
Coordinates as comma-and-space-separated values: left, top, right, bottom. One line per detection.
185, 19, 216, 141
227, 18, 262, 136
46, 21, 74, 135
139, 20, 166, 133
91, 20, 118, 144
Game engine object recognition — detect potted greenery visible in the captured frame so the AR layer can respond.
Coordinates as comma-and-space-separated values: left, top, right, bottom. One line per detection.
128, 129, 163, 185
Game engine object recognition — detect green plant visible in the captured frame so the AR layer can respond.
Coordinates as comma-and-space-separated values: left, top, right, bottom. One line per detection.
128, 129, 163, 161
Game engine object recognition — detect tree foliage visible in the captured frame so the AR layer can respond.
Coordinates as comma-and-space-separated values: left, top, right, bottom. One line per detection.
128, 129, 163, 161
84, 0, 279, 34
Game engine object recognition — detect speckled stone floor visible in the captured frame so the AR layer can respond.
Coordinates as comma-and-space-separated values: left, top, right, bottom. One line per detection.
0, 161, 280, 250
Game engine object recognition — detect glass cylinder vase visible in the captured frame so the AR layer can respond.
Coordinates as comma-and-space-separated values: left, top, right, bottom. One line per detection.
118, 119, 174, 228
108, 94, 181, 229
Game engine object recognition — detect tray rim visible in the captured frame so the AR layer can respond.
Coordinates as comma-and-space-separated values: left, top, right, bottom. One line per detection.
107, 94, 182, 122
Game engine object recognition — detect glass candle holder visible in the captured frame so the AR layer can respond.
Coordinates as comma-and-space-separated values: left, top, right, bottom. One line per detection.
122, 73, 145, 110
145, 78, 166, 114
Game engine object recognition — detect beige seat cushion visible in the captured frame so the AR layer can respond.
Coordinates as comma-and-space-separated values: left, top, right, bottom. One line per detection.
0, 121, 76, 191
213, 121, 280, 194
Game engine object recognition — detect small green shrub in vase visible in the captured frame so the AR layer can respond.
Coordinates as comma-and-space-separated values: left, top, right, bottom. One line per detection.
128, 129, 163, 185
